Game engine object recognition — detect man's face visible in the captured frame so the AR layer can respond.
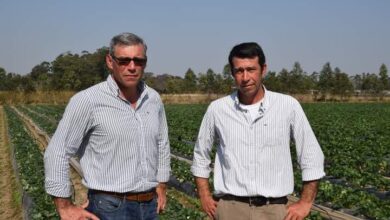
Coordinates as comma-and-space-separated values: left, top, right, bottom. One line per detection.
232, 56, 267, 100
106, 44, 147, 90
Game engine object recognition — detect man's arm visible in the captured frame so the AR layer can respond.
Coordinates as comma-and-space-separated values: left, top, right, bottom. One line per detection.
156, 102, 171, 183
195, 177, 218, 219
53, 197, 99, 220
44, 94, 93, 198
291, 99, 325, 182
44, 94, 94, 218
191, 105, 217, 218
285, 180, 319, 220
156, 101, 170, 214
288, 100, 324, 220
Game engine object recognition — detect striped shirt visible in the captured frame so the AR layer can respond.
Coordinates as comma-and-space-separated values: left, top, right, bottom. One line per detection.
44, 75, 171, 198
191, 88, 325, 197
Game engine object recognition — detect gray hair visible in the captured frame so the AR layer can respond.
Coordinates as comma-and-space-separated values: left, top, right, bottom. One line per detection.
109, 32, 147, 56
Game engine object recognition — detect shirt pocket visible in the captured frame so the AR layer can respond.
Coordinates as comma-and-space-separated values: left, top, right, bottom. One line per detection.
140, 109, 160, 138
261, 121, 286, 147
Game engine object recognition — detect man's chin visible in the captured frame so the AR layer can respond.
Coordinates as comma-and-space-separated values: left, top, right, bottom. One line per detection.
118, 80, 139, 89
240, 88, 255, 96
125, 81, 139, 88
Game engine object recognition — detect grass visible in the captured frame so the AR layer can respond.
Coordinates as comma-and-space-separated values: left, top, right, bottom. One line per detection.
0, 91, 75, 104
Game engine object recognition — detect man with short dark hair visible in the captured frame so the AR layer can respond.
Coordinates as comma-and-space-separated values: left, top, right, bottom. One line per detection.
191, 42, 325, 220
45, 32, 171, 220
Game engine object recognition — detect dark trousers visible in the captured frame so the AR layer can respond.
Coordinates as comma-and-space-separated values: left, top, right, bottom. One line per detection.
86, 191, 158, 220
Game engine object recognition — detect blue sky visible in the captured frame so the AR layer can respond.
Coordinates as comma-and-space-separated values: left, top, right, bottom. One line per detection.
1, 0, 389, 76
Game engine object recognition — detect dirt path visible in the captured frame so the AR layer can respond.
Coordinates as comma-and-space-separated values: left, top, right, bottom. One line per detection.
0, 106, 22, 220
11, 106, 87, 206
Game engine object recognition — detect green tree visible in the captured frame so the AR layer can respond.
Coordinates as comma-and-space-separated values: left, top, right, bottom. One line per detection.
302, 73, 317, 92
333, 68, 354, 97
213, 73, 224, 94
351, 74, 363, 91
19, 75, 36, 92
77, 47, 107, 89
264, 71, 282, 91
198, 69, 216, 94
362, 73, 382, 94
289, 62, 307, 93
50, 48, 107, 91
221, 64, 234, 93
183, 68, 197, 93
166, 76, 184, 93
51, 52, 82, 90
0, 67, 6, 90
278, 68, 290, 93
143, 72, 156, 88
4, 73, 30, 91
30, 61, 51, 90
309, 72, 320, 87
318, 62, 335, 95
379, 64, 389, 90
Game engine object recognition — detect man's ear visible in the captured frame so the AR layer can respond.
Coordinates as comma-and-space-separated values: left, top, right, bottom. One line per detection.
106, 54, 113, 70
261, 64, 268, 78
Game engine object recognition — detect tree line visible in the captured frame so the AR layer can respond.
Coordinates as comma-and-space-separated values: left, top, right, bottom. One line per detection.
1, 47, 389, 97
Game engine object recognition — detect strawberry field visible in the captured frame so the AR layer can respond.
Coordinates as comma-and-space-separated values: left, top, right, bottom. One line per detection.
3, 103, 390, 219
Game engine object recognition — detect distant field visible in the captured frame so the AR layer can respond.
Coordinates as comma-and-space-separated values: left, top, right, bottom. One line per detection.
1, 91, 390, 104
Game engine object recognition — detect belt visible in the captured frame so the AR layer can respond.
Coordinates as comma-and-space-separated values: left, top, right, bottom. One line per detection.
220, 194, 288, 206
90, 189, 155, 202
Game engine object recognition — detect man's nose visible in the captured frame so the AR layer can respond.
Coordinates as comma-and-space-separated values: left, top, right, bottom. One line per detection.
242, 71, 250, 81
126, 61, 136, 71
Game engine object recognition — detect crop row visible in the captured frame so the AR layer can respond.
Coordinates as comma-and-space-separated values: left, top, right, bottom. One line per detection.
15, 105, 58, 135
28, 104, 65, 122
4, 106, 58, 219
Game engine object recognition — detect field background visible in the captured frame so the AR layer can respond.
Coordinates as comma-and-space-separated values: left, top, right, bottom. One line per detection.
1, 99, 389, 219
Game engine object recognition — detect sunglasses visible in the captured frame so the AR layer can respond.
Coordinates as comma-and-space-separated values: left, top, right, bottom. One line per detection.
111, 55, 147, 66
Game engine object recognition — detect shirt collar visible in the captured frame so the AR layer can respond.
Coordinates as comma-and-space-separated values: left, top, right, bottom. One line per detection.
261, 86, 269, 113
233, 86, 269, 113
107, 74, 119, 95
106, 74, 148, 102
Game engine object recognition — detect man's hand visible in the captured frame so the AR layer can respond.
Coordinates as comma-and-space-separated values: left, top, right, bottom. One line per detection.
195, 177, 218, 219
199, 194, 218, 219
54, 197, 99, 220
285, 180, 319, 220
156, 183, 167, 213
285, 200, 312, 220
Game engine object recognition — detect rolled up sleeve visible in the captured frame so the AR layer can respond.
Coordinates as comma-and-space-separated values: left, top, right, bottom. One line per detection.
291, 100, 325, 181
191, 105, 215, 178
157, 102, 171, 183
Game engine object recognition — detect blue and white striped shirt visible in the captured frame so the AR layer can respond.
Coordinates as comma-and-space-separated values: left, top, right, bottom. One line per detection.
191, 88, 325, 197
44, 75, 171, 197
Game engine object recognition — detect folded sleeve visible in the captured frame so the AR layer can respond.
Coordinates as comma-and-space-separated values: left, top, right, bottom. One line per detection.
191, 105, 215, 178
291, 100, 325, 181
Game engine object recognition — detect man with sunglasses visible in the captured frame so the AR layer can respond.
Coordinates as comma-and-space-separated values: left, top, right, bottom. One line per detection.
191, 42, 325, 220
44, 33, 170, 220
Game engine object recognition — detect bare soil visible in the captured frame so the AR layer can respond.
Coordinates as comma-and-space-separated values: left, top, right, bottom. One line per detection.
167, 188, 199, 210
0, 106, 22, 220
